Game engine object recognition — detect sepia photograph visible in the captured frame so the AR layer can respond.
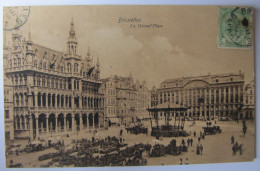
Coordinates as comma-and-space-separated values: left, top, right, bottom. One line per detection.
2, 5, 256, 168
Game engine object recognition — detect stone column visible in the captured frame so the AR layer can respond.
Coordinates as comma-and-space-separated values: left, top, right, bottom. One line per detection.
86, 114, 89, 129
36, 93, 39, 107
79, 96, 82, 108
42, 94, 44, 107
224, 87, 226, 116
92, 115, 95, 129
46, 118, 49, 133
80, 113, 83, 131
98, 114, 101, 128
35, 118, 39, 138
50, 94, 53, 108
55, 95, 58, 108
71, 116, 75, 132
30, 116, 34, 139
55, 115, 58, 133
64, 116, 67, 132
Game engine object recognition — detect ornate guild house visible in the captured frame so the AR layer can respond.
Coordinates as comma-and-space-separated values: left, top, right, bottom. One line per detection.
156, 72, 245, 120
4, 20, 105, 141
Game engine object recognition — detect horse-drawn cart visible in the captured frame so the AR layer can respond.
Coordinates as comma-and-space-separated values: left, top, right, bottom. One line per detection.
203, 126, 222, 135
126, 125, 148, 135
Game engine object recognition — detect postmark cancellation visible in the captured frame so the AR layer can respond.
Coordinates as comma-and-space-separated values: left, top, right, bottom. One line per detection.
218, 6, 253, 49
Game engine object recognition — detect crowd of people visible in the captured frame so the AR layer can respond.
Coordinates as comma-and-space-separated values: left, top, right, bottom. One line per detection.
39, 136, 151, 167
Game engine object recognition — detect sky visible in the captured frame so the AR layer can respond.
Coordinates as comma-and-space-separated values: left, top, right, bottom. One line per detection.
3, 6, 255, 89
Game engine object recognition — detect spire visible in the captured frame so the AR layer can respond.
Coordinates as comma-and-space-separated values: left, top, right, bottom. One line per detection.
70, 17, 75, 36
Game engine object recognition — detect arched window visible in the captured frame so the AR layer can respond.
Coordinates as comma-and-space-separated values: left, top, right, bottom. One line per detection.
67, 63, 72, 73
74, 63, 78, 73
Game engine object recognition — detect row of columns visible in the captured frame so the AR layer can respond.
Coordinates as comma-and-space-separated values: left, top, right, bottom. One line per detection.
14, 93, 28, 107
160, 86, 243, 106
14, 113, 103, 139
159, 86, 243, 118
32, 92, 104, 109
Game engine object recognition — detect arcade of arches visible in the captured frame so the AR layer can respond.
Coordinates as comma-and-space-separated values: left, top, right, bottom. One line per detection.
14, 112, 104, 139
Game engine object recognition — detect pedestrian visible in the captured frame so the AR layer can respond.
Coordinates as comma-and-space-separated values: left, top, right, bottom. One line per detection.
193, 131, 196, 137
231, 136, 235, 144
191, 138, 193, 146
185, 158, 189, 165
120, 129, 123, 136
198, 137, 201, 143
187, 139, 190, 146
182, 139, 185, 146
200, 131, 202, 137
179, 158, 183, 165
215, 120, 217, 124
200, 144, 203, 155
202, 133, 205, 139
196, 144, 200, 155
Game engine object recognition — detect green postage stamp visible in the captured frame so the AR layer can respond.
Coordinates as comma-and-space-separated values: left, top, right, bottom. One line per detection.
218, 6, 253, 49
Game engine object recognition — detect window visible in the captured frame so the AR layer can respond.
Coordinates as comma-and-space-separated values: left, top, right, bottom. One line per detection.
18, 58, 21, 66
47, 78, 50, 88
33, 76, 36, 85
56, 79, 59, 88
74, 63, 79, 73
5, 110, 9, 119
34, 60, 38, 67
67, 63, 72, 73
60, 80, 63, 89
20, 76, 23, 85
42, 78, 45, 87
51, 78, 54, 88
13, 59, 17, 67
43, 62, 46, 69
37, 77, 41, 86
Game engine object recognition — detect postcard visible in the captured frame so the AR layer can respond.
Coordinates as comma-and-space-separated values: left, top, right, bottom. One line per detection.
3, 5, 255, 168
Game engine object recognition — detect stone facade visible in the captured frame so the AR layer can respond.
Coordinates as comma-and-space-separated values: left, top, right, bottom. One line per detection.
101, 75, 151, 125
243, 80, 255, 119
3, 20, 105, 140
156, 72, 245, 119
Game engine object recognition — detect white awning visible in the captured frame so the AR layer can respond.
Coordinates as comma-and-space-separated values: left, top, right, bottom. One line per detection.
109, 118, 119, 123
